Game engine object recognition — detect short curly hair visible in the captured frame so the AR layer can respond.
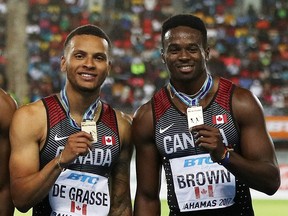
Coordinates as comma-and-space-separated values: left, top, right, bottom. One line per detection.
161, 14, 207, 48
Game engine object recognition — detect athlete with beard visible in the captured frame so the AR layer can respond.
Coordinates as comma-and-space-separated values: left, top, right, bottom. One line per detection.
133, 14, 280, 216
9, 24, 133, 216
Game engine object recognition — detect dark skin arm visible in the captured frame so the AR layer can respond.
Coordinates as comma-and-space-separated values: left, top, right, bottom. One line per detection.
133, 102, 162, 216
192, 87, 280, 195
0, 89, 17, 216
109, 111, 133, 216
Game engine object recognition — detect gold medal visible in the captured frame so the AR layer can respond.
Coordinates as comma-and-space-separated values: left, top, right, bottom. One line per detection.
81, 120, 97, 143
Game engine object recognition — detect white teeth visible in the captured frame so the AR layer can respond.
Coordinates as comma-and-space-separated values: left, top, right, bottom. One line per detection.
81, 74, 93, 77
180, 66, 192, 70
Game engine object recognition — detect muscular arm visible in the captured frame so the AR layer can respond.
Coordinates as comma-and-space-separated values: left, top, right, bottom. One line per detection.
0, 90, 17, 216
109, 111, 133, 216
133, 103, 162, 216
194, 87, 280, 195
227, 87, 280, 195
9, 100, 94, 213
9, 101, 63, 212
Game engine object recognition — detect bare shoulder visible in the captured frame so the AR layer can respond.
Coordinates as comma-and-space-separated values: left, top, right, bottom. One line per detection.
232, 85, 265, 125
13, 99, 45, 121
232, 85, 263, 110
115, 109, 132, 126
133, 100, 153, 123
132, 101, 154, 144
132, 101, 153, 134
11, 100, 47, 139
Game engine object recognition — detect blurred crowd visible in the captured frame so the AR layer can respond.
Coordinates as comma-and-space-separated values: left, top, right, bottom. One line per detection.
0, 0, 288, 114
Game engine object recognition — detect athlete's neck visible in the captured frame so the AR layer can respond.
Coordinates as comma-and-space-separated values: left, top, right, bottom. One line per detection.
171, 73, 208, 95
59, 88, 100, 126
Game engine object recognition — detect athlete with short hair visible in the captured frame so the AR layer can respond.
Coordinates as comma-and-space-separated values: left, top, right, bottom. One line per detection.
133, 14, 280, 216
9, 24, 133, 216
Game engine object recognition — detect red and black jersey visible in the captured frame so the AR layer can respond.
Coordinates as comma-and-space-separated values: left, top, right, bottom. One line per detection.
32, 95, 120, 216
153, 78, 254, 216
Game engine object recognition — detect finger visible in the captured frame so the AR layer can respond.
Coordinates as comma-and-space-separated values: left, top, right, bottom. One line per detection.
191, 124, 209, 131
194, 136, 208, 147
197, 143, 211, 153
87, 142, 93, 150
72, 135, 93, 146
70, 131, 93, 140
76, 145, 91, 156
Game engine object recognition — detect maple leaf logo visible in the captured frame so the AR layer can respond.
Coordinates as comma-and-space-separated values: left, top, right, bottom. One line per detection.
212, 114, 228, 124
217, 116, 223, 121
201, 189, 207, 194
102, 136, 115, 145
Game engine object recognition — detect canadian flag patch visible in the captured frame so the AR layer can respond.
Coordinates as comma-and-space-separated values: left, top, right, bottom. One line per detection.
212, 114, 228, 124
70, 201, 87, 215
194, 185, 214, 199
102, 136, 115, 145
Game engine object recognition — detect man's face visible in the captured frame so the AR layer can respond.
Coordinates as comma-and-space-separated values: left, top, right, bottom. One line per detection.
61, 34, 111, 93
161, 26, 209, 83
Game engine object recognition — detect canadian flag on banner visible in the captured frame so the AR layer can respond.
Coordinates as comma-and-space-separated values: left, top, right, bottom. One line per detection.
70, 201, 87, 215
102, 136, 116, 145
212, 114, 228, 125
194, 185, 214, 199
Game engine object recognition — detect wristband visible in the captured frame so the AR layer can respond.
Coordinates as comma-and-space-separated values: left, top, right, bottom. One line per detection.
219, 148, 228, 160
218, 151, 230, 166
56, 152, 65, 171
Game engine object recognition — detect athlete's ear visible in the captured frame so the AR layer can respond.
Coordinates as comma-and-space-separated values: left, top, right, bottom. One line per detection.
60, 56, 67, 73
205, 47, 210, 61
160, 48, 165, 64
107, 60, 112, 76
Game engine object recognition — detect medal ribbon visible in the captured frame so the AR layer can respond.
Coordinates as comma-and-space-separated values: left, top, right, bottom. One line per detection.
60, 87, 100, 129
169, 73, 213, 107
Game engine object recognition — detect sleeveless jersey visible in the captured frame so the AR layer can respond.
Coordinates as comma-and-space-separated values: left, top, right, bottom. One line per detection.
153, 78, 254, 216
33, 95, 121, 216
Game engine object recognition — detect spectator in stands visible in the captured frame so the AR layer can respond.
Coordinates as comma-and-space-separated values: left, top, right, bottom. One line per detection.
2, 0, 288, 112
